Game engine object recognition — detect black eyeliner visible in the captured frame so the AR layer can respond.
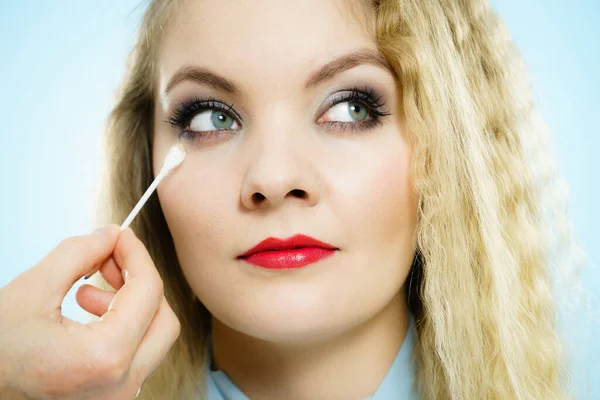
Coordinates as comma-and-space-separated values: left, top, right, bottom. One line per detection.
322, 85, 391, 119
165, 95, 241, 129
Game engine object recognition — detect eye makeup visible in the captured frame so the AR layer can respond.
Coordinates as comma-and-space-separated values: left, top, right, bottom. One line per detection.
164, 84, 393, 142
165, 96, 242, 142
316, 85, 392, 133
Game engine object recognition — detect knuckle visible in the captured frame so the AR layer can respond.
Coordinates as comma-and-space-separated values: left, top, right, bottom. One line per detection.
163, 300, 181, 336
150, 277, 164, 298
92, 347, 130, 385
170, 312, 182, 341
101, 359, 128, 385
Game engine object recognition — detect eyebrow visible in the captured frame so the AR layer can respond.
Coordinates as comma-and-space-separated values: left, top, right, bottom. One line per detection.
165, 65, 241, 95
305, 48, 394, 89
164, 48, 394, 95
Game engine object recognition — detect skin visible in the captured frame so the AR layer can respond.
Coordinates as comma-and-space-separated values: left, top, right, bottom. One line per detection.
0, 226, 181, 399
153, 0, 418, 398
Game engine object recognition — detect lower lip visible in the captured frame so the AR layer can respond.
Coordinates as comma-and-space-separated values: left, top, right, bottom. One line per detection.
240, 247, 336, 269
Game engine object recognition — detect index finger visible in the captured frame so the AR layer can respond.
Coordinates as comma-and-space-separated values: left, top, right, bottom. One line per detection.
88, 227, 164, 358
33, 224, 121, 300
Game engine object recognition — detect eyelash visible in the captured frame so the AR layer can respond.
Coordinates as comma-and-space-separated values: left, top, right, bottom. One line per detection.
164, 86, 392, 141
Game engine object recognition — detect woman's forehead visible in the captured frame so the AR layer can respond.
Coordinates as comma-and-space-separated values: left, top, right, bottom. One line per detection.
159, 0, 376, 62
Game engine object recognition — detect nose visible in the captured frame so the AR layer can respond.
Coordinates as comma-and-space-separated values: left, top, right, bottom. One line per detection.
240, 127, 321, 211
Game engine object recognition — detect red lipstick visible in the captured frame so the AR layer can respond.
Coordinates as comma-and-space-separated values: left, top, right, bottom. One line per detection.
238, 234, 338, 269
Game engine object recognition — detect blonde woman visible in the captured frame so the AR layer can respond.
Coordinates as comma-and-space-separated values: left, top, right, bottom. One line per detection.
0, 0, 586, 399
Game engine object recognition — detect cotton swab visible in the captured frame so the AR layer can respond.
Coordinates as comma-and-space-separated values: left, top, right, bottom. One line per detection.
120, 143, 186, 231
84, 143, 186, 280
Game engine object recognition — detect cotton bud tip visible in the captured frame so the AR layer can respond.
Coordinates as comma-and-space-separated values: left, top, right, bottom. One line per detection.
163, 143, 186, 173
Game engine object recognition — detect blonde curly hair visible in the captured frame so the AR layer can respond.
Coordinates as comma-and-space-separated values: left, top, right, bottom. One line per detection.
93, 0, 588, 398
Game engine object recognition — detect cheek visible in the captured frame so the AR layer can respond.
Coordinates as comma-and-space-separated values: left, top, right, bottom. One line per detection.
156, 155, 238, 265
338, 139, 418, 314
329, 138, 417, 256
368, 152, 416, 242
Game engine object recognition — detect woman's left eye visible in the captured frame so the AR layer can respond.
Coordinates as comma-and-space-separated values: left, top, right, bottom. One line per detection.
316, 88, 391, 131
320, 101, 370, 123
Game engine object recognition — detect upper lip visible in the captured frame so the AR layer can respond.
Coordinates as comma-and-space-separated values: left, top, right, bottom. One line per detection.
238, 234, 338, 258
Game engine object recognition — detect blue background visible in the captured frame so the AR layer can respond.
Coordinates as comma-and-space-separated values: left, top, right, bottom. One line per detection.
0, 1, 597, 397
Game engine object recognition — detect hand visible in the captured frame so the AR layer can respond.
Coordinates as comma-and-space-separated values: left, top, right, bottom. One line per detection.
0, 226, 181, 399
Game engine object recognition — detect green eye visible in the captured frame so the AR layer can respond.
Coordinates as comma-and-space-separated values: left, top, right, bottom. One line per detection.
348, 102, 368, 121
325, 101, 370, 123
189, 110, 239, 132
211, 111, 235, 129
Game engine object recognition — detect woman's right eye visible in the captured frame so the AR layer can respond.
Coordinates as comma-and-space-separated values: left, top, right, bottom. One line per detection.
190, 109, 239, 132
165, 97, 242, 140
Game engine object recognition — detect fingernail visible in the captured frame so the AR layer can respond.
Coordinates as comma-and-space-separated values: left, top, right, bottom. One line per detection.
92, 225, 114, 237
84, 271, 94, 280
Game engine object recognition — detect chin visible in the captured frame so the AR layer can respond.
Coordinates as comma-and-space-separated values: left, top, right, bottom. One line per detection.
240, 317, 350, 346
219, 295, 355, 345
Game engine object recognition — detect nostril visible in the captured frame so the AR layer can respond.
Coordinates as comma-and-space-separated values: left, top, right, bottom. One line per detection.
252, 192, 266, 203
290, 189, 307, 199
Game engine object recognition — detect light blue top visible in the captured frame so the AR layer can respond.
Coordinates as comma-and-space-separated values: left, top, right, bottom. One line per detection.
202, 317, 417, 399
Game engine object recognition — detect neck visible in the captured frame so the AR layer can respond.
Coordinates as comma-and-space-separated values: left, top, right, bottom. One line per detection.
210, 290, 410, 400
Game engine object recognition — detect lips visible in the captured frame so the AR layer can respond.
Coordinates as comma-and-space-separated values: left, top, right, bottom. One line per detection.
238, 234, 338, 269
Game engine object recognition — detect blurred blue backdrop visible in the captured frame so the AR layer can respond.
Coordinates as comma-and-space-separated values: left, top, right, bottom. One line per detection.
0, 0, 597, 397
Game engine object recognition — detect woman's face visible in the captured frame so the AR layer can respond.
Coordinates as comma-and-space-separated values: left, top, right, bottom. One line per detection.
152, 0, 418, 343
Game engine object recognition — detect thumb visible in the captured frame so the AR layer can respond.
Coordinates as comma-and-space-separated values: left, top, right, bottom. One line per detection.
32, 224, 121, 302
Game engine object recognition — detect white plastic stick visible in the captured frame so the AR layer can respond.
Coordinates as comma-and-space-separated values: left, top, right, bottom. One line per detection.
120, 170, 166, 231
84, 143, 186, 280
